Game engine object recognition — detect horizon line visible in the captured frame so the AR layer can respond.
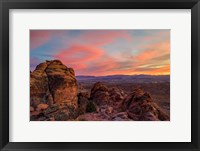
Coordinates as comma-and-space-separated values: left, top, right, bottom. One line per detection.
75, 74, 170, 77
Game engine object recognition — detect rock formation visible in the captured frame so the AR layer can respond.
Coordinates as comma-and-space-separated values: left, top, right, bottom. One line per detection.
76, 83, 169, 121
30, 60, 78, 121
123, 88, 169, 121
30, 61, 169, 121
90, 82, 110, 106
108, 87, 126, 112
30, 62, 52, 107
76, 82, 128, 121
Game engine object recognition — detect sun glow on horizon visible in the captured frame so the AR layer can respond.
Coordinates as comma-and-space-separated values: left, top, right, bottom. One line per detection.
30, 30, 170, 76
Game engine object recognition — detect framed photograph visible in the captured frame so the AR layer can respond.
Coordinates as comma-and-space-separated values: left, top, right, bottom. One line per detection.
0, 0, 200, 150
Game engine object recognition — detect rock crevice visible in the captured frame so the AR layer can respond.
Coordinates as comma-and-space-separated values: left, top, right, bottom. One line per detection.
30, 60, 78, 121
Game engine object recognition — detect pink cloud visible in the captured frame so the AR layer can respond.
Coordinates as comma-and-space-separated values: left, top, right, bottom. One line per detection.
30, 31, 51, 49
53, 40, 170, 76
54, 45, 105, 74
69, 63, 87, 71
74, 55, 135, 76
55, 45, 104, 63
88, 56, 119, 75
30, 30, 170, 76
77, 30, 132, 46
52, 31, 133, 75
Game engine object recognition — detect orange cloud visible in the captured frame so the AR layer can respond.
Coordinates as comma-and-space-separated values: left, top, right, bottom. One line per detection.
54, 40, 170, 76
150, 64, 170, 75
132, 41, 170, 74
134, 41, 170, 61
104, 64, 170, 76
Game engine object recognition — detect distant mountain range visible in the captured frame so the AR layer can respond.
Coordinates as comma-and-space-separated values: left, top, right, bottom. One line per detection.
76, 75, 170, 83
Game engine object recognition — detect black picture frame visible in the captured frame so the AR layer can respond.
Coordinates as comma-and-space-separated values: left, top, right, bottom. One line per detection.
0, 0, 199, 151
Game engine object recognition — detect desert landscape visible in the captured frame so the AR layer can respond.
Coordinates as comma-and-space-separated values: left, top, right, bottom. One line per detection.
30, 60, 170, 121
30, 29, 170, 121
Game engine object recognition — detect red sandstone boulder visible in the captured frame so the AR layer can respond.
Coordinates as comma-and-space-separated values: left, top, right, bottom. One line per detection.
90, 82, 109, 105
30, 60, 78, 107
123, 88, 169, 121
30, 60, 78, 121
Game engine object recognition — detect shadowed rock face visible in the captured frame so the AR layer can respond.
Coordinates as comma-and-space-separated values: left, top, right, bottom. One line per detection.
30, 60, 78, 106
90, 82, 110, 106
30, 60, 78, 121
123, 88, 169, 121
45, 60, 78, 106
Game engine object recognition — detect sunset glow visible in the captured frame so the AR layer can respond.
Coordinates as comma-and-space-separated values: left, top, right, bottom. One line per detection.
30, 30, 170, 76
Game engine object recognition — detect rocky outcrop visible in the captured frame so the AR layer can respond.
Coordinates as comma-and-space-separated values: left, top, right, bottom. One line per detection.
109, 87, 126, 103
109, 87, 126, 112
76, 89, 130, 121
30, 60, 78, 106
45, 60, 78, 106
30, 62, 170, 121
30, 62, 52, 107
90, 82, 110, 105
123, 88, 169, 121
82, 83, 169, 121
30, 60, 78, 121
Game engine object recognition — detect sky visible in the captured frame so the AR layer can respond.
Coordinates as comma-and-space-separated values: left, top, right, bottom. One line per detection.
30, 30, 170, 76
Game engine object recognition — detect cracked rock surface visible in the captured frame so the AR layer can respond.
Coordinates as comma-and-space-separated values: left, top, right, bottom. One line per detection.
30, 60, 78, 121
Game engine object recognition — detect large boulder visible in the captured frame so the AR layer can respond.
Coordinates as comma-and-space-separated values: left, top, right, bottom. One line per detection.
90, 82, 110, 106
109, 87, 126, 111
30, 60, 78, 107
30, 60, 78, 121
123, 88, 169, 121
109, 87, 126, 102
45, 60, 78, 106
